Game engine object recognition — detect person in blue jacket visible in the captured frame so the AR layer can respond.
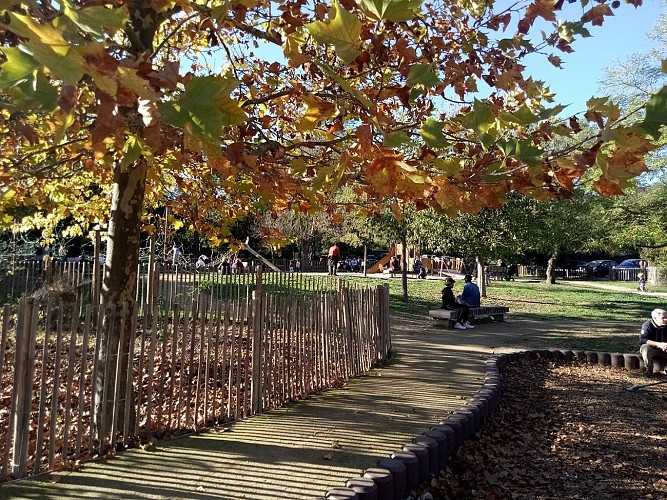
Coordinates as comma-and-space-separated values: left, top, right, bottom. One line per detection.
640, 308, 667, 377
457, 274, 481, 308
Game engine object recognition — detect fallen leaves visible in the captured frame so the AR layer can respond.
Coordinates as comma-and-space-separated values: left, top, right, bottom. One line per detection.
417, 357, 667, 499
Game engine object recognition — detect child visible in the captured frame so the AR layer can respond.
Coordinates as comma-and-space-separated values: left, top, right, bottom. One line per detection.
638, 276, 647, 292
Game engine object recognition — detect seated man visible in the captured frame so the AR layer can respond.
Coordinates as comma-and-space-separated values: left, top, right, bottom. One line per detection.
441, 277, 473, 330
457, 274, 481, 308
640, 308, 667, 377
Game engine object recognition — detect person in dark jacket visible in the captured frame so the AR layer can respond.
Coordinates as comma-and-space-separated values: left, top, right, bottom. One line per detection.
441, 277, 473, 330
639, 308, 667, 377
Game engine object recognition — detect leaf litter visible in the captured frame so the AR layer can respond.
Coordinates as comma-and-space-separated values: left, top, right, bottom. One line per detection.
416, 356, 667, 499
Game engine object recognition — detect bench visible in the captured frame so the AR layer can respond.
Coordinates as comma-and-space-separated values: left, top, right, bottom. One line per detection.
428, 306, 510, 328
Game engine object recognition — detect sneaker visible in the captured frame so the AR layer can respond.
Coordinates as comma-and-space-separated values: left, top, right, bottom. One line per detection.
454, 322, 467, 330
464, 322, 475, 329
645, 369, 654, 378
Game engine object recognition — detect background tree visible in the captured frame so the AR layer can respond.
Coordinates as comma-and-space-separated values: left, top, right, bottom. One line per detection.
255, 210, 334, 269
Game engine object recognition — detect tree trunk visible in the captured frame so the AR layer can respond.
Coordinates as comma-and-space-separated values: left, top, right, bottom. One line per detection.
546, 251, 558, 285
93, 158, 148, 443
299, 238, 311, 272
477, 257, 486, 298
401, 236, 408, 301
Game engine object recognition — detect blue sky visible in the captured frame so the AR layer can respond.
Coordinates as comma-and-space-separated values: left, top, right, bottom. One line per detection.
246, 1, 665, 115
525, 1, 665, 114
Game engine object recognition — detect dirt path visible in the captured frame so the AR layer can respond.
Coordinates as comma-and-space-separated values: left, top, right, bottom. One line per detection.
565, 279, 667, 298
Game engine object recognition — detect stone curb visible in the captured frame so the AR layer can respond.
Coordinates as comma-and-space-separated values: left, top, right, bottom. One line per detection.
321, 349, 644, 500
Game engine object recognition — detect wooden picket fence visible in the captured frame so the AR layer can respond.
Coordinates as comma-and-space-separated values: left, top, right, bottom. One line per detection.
0, 281, 390, 481
0, 259, 343, 305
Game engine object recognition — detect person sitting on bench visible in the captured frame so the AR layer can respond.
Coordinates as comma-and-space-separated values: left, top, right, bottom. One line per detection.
640, 308, 667, 377
441, 277, 474, 330
457, 274, 481, 307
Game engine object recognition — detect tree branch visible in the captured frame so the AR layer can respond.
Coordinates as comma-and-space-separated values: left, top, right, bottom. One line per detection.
234, 22, 282, 46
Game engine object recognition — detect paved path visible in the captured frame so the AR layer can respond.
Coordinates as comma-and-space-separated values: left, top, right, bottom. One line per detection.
0, 315, 612, 499
565, 279, 667, 298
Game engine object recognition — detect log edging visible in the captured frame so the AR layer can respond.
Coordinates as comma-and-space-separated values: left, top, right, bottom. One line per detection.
321, 349, 644, 500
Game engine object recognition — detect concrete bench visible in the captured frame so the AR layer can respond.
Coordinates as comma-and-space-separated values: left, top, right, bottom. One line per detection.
428, 306, 510, 328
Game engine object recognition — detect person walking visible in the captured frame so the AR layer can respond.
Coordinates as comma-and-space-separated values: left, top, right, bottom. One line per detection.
327, 243, 340, 276
168, 245, 181, 269
441, 277, 473, 330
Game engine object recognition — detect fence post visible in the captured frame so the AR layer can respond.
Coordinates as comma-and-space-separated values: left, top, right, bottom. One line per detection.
250, 266, 264, 414
339, 286, 355, 377
147, 233, 156, 326
12, 297, 35, 478
380, 284, 390, 357
93, 227, 102, 308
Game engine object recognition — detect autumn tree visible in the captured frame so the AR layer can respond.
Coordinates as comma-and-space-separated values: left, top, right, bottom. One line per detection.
2, 0, 667, 436
588, 8, 667, 265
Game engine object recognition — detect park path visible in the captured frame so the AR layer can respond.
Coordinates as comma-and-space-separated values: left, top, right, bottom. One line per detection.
564, 279, 667, 299
0, 312, 633, 500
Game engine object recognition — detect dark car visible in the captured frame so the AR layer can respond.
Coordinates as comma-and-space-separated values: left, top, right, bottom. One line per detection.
616, 258, 647, 269
585, 259, 617, 277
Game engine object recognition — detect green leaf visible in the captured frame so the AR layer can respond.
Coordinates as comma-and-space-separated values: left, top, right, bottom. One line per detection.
305, 1, 361, 64
383, 130, 411, 148
406, 64, 441, 87
459, 99, 496, 139
359, 0, 423, 22
539, 104, 567, 120
642, 86, 667, 140
434, 157, 462, 175
499, 139, 542, 166
121, 135, 144, 170
409, 87, 424, 104
0, 12, 86, 85
9, 71, 58, 111
0, 47, 39, 87
159, 75, 246, 136
420, 118, 449, 148
1, 12, 85, 85
61, 1, 128, 37
484, 161, 510, 181
499, 105, 540, 126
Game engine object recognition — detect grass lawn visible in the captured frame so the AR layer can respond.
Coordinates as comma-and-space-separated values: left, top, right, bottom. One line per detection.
344, 276, 664, 321
342, 275, 667, 353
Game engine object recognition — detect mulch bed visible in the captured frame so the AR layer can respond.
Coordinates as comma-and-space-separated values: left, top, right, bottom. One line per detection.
417, 357, 667, 499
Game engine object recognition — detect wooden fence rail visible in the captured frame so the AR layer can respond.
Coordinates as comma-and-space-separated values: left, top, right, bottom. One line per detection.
0, 260, 343, 305
0, 281, 390, 481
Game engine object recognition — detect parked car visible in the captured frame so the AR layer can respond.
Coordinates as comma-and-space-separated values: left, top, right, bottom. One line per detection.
584, 260, 617, 277
616, 258, 648, 269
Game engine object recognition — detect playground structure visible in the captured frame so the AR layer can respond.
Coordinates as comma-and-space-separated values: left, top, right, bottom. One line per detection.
240, 238, 281, 272
365, 244, 467, 276
365, 245, 396, 274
